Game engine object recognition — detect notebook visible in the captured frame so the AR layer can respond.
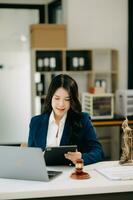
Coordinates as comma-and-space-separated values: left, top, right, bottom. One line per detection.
0, 146, 62, 181
95, 166, 133, 181
44, 145, 77, 166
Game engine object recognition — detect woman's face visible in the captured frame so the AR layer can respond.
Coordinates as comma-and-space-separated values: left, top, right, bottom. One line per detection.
52, 87, 70, 120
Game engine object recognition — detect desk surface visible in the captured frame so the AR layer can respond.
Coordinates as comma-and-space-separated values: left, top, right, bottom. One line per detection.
0, 161, 133, 200
92, 116, 133, 126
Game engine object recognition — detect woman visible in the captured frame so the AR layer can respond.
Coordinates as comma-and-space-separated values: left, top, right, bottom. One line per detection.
28, 74, 104, 165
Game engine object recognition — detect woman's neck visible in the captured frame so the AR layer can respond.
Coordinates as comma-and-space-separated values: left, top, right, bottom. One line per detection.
54, 114, 61, 125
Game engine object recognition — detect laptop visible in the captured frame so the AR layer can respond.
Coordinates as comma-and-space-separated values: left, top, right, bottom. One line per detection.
0, 146, 62, 181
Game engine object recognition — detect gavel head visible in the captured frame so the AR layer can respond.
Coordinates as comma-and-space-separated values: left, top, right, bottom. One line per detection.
75, 159, 84, 174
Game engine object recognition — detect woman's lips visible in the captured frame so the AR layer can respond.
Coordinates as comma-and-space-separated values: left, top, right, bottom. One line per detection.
56, 108, 65, 112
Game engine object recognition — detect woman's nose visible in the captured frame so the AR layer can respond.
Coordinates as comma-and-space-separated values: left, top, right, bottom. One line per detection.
58, 99, 64, 107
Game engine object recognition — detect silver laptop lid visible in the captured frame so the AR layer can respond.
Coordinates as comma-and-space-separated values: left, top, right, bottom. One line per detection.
0, 146, 49, 181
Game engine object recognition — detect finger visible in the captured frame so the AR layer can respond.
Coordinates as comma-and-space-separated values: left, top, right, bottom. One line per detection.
67, 152, 76, 156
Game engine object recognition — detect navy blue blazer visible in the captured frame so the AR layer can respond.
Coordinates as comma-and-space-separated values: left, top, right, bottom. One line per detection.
28, 112, 104, 165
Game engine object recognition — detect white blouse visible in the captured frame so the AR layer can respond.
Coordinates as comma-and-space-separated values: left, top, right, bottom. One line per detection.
46, 111, 67, 147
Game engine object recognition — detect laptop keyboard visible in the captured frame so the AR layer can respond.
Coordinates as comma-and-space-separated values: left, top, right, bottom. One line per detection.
48, 170, 62, 179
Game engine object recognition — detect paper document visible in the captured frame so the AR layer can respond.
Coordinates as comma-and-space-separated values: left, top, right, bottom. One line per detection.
95, 166, 133, 180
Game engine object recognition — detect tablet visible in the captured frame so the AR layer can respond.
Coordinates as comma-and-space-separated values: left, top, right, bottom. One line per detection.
44, 145, 77, 166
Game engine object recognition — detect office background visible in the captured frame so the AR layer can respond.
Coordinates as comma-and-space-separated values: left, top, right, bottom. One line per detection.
0, 0, 128, 157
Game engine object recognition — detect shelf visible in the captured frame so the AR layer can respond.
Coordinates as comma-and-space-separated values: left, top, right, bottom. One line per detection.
63, 70, 92, 74
36, 50, 63, 72
31, 48, 118, 115
66, 50, 92, 71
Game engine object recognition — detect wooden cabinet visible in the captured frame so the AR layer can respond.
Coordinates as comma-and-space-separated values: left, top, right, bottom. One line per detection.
31, 48, 118, 116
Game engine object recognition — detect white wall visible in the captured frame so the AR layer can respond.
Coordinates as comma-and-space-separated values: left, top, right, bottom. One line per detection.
0, 1, 43, 144
0, 0, 54, 144
63, 0, 128, 89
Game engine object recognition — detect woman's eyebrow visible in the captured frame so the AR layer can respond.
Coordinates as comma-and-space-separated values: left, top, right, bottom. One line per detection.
54, 94, 70, 98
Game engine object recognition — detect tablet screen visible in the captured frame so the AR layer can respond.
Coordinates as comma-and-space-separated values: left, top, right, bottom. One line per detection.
44, 145, 77, 166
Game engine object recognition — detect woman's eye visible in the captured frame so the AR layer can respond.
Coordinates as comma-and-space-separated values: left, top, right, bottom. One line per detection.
53, 96, 70, 101
54, 97, 60, 100
65, 98, 70, 101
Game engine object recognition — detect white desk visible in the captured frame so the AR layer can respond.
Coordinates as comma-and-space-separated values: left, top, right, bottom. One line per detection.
0, 161, 133, 200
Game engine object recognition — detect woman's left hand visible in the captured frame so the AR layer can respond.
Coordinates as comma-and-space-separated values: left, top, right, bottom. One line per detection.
64, 151, 82, 164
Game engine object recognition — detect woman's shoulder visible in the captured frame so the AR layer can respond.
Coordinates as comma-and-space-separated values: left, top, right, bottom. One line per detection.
80, 112, 92, 125
71, 112, 91, 121
79, 112, 94, 130
81, 112, 91, 120
30, 113, 49, 123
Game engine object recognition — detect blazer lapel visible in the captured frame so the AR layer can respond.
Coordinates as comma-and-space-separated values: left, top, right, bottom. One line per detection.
36, 114, 49, 150
60, 120, 70, 145
37, 113, 70, 147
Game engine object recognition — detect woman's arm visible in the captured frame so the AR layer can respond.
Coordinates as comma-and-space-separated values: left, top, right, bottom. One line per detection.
65, 113, 104, 165
81, 112, 104, 165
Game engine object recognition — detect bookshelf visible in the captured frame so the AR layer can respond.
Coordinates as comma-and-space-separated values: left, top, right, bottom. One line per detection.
31, 48, 118, 116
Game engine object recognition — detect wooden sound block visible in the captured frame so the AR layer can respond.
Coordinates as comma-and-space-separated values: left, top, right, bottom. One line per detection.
70, 171, 91, 180
70, 158, 91, 180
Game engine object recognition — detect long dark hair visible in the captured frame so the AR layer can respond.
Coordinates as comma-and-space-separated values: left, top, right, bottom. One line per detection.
43, 74, 82, 144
